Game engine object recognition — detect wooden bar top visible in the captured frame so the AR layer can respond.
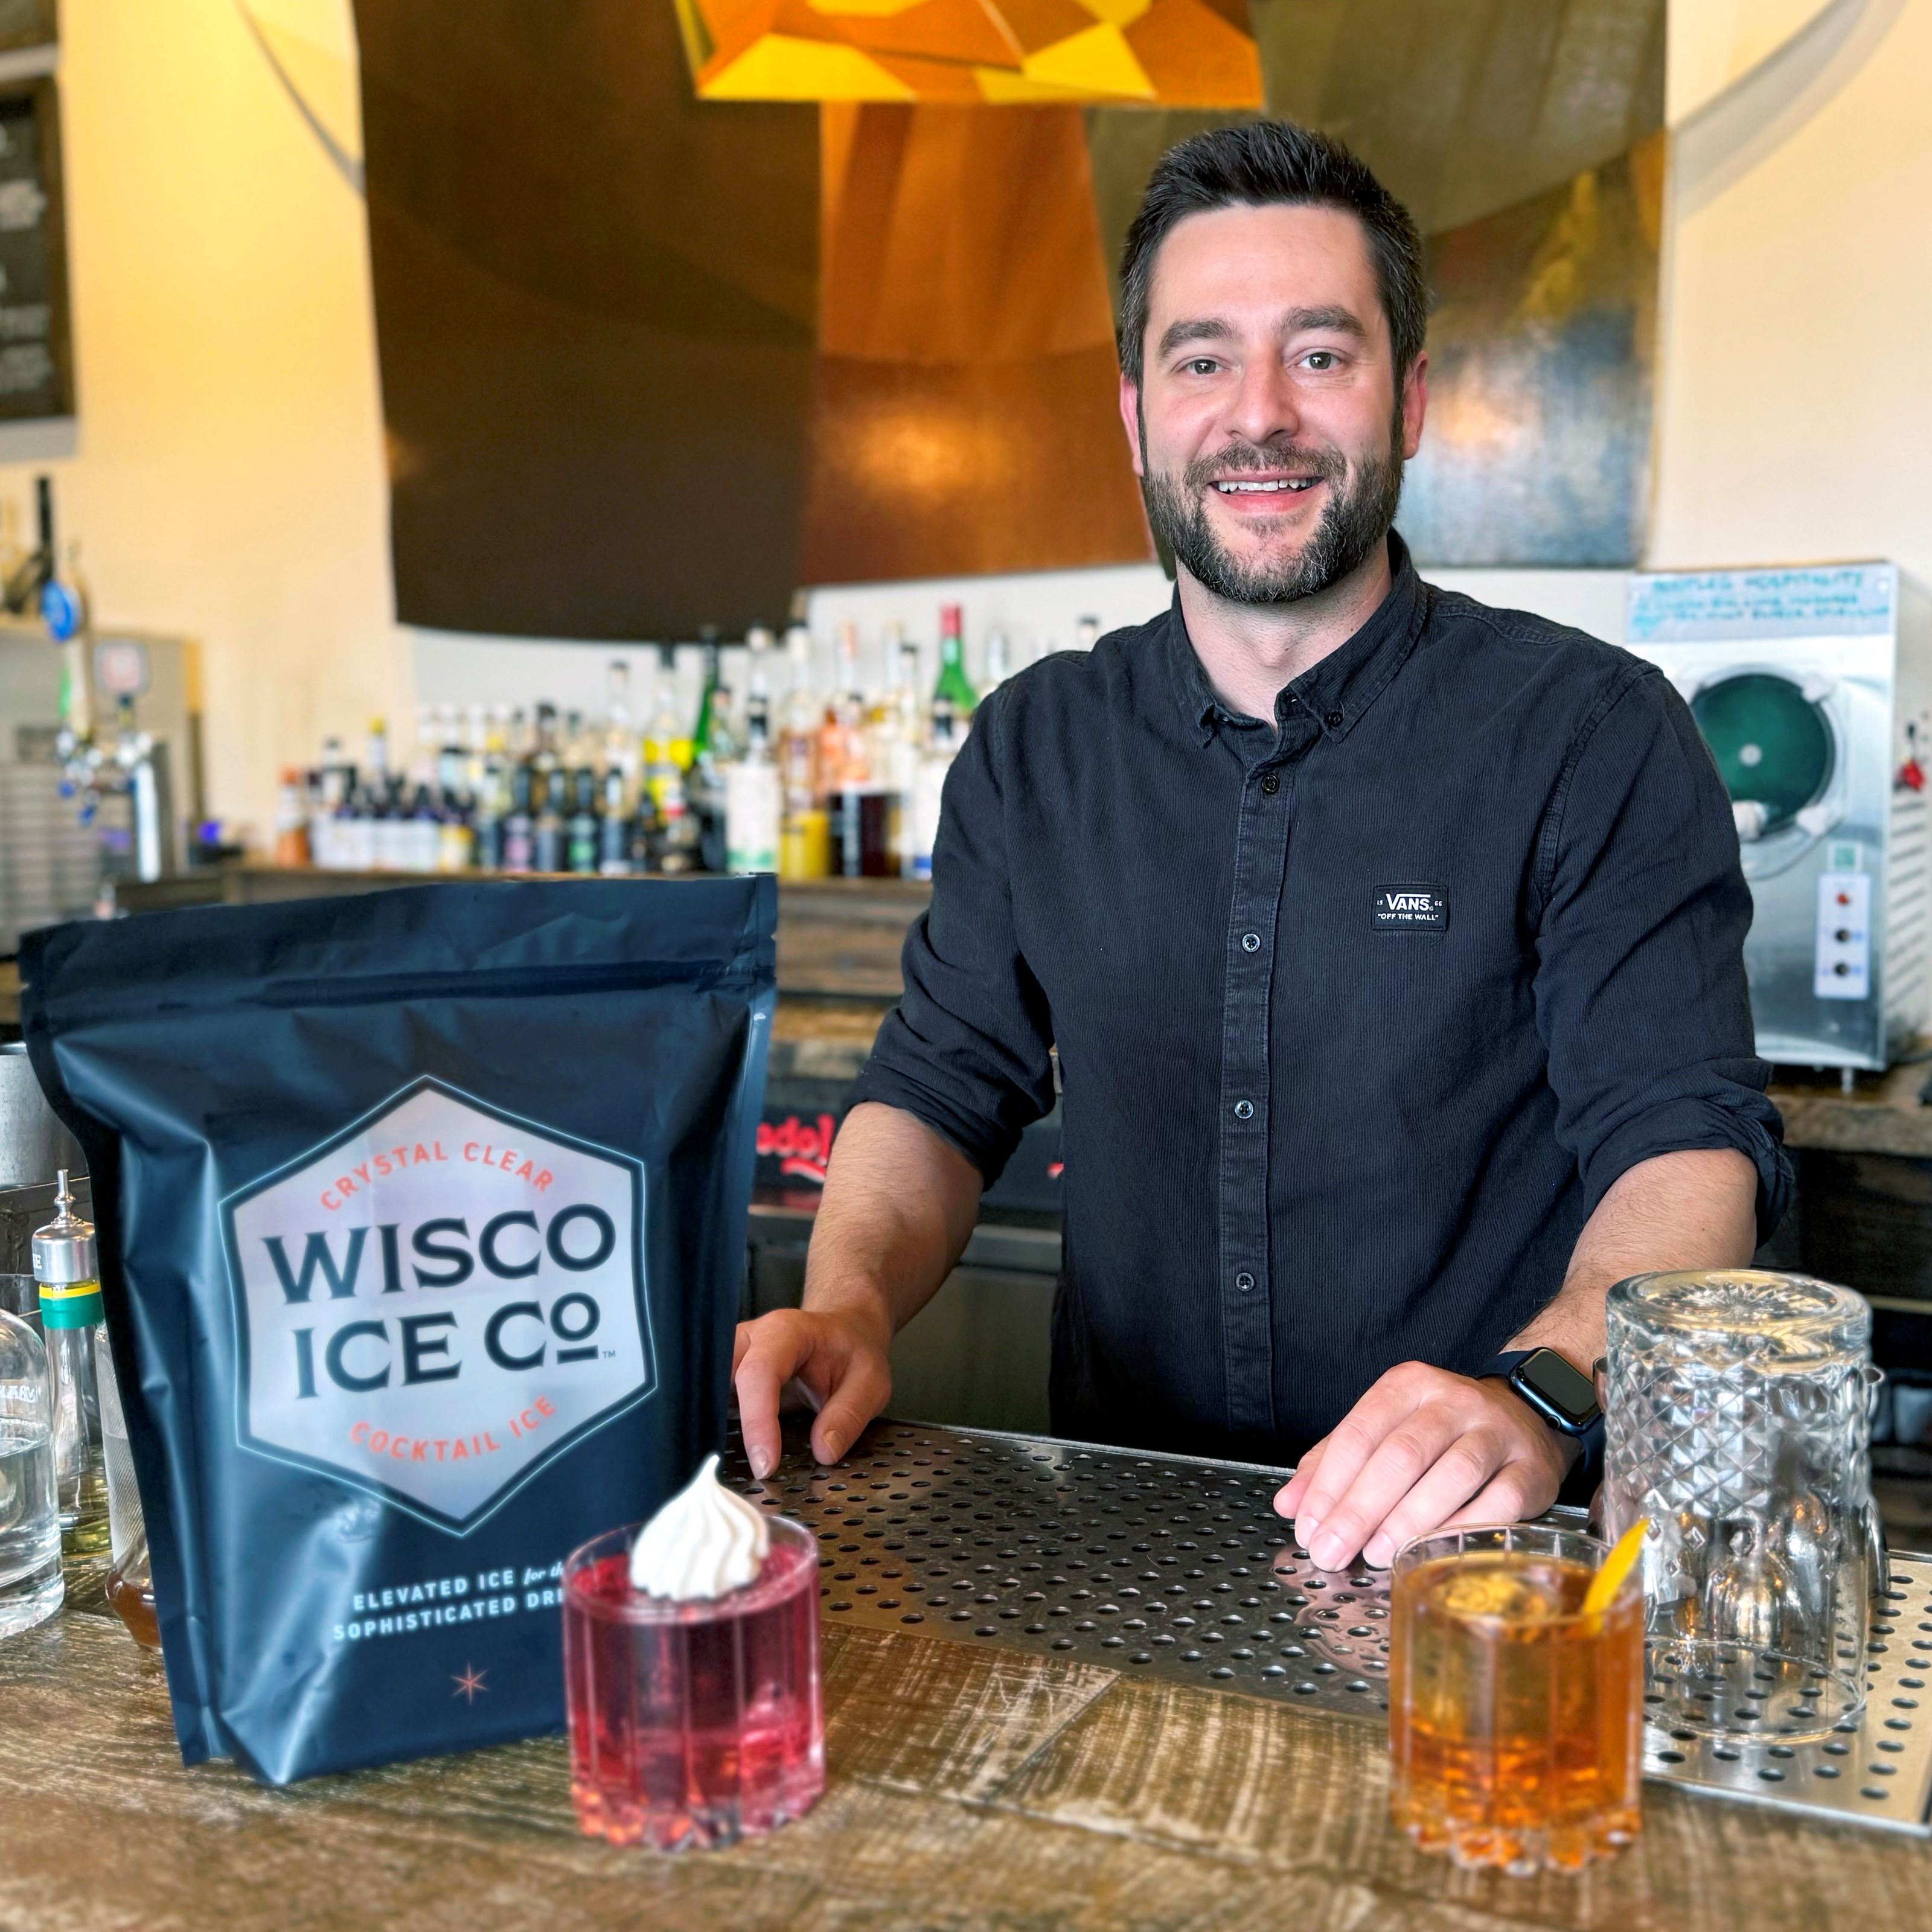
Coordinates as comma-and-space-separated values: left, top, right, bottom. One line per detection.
1, 1486, 1921, 1930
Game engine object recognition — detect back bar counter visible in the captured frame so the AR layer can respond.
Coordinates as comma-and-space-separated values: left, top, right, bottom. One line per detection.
91, 866, 1932, 1540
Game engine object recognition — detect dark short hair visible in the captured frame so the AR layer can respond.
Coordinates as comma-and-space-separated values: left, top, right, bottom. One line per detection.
1117, 121, 1428, 391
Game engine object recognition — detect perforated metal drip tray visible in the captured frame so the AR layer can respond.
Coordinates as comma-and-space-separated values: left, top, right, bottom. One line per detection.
723, 1416, 1932, 1836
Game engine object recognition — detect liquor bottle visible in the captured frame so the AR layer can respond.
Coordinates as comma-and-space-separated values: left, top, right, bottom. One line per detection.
436, 784, 474, 874
272, 767, 310, 867
654, 774, 701, 874
912, 697, 959, 881
598, 766, 633, 875
602, 659, 638, 785
868, 626, 923, 877
984, 625, 1016, 697
373, 778, 411, 872
403, 784, 437, 871
933, 603, 977, 717
533, 701, 561, 779
97, 1338, 157, 1648
532, 767, 564, 873
312, 737, 349, 869
33, 1172, 109, 1580
778, 625, 821, 812
691, 629, 740, 874
472, 752, 505, 871
744, 625, 776, 699
691, 626, 724, 769
628, 787, 660, 875
777, 622, 830, 880
725, 684, 781, 874
566, 766, 600, 874
337, 778, 375, 872
818, 621, 869, 790
435, 707, 465, 802
501, 763, 536, 874
643, 644, 693, 790
365, 717, 390, 790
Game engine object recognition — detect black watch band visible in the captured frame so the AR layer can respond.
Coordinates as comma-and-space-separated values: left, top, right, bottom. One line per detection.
1478, 1347, 1605, 1498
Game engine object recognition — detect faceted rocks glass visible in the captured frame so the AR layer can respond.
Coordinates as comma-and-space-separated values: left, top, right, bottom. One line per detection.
1389, 1524, 1644, 1875
1601, 1268, 1879, 1741
563, 1515, 824, 1849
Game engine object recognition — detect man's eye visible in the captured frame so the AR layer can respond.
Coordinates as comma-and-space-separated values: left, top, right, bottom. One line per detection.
1303, 351, 1336, 371
1184, 358, 1220, 376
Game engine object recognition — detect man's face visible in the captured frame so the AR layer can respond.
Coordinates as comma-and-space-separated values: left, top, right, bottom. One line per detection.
1121, 202, 1427, 605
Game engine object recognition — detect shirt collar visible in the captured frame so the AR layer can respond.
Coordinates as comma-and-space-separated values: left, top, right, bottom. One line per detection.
1165, 530, 1427, 748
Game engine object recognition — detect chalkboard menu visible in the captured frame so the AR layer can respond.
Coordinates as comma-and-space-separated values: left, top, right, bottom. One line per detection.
0, 78, 70, 420
0, 1, 56, 53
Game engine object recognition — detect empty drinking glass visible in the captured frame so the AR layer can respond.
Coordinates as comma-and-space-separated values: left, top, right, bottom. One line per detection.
1601, 1269, 1880, 1739
0, 1302, 63, 1638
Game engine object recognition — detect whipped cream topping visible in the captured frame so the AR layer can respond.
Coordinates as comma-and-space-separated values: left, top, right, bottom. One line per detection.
628, 1453, 772, 1601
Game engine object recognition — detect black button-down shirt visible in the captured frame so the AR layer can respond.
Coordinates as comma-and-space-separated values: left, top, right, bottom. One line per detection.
849, 535, 1791, 1464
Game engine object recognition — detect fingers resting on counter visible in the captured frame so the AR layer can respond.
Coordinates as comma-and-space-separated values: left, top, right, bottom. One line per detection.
1271, 1361, 1568, 1574
731, 1308, 894, 1479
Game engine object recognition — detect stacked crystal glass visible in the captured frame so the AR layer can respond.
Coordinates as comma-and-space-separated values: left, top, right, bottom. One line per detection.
1601, 1269, 1882, 1740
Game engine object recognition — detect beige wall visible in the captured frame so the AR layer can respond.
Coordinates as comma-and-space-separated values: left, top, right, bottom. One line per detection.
1652, 0, 1930, 582
1, 0, 1927, 842
0, 0, 403, 843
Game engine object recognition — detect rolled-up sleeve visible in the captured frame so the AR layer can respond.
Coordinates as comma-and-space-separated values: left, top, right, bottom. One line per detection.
1532, 663, 1794, 1238
846, 688, 1057, 1183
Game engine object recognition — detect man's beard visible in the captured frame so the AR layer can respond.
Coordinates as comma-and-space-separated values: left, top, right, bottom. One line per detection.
1142, 420, 1405, 606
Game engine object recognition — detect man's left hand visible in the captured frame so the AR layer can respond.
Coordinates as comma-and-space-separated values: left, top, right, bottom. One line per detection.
1272, 1363, 1576, 1572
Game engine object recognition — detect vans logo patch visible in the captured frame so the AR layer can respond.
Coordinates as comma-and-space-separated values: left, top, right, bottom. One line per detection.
1372, 885, 1448, 932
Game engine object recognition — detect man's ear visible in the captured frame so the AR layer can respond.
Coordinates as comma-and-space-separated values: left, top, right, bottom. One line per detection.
1400, 351, 1428, 462
1118, 374, 1146, 479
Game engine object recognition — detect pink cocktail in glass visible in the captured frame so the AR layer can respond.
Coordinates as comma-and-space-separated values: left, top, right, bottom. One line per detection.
562, 1516, 824, 1849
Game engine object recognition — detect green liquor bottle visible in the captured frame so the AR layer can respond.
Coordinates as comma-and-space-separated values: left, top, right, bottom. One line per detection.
932, 602, 977, 718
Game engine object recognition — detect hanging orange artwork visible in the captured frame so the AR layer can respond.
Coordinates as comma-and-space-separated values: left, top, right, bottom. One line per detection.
802, 101, 1150, 580
672, 0, 1262, 107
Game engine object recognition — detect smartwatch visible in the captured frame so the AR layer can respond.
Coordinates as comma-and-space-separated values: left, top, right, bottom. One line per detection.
1480, 1347, 1605, 1502
1481, 1347, 1601, 1436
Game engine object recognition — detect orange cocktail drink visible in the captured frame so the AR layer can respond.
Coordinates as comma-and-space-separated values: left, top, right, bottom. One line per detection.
1388, 1525, 1643, 1875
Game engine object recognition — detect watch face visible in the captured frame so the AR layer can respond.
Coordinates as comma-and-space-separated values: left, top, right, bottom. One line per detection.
1520, 1348, 1599, 1430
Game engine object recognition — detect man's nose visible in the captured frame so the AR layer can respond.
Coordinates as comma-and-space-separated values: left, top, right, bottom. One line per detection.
1223, 358, 1301, 449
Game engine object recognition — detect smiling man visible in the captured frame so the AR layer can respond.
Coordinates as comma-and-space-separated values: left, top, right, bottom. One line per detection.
733, 122, 1790, 1572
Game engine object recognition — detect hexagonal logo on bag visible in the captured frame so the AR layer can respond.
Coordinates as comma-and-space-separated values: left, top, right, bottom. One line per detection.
220, 1078, 654, 1533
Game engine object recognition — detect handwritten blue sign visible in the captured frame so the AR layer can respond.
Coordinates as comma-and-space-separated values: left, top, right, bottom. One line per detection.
1627, 564, 1895, 643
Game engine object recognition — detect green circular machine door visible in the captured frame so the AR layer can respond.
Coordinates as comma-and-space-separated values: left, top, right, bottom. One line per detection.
1690, 673, 1834, 834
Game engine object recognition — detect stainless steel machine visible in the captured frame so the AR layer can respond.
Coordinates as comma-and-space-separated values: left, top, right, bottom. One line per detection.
1627, 562, 1931, 1072
0, 616, 201, 954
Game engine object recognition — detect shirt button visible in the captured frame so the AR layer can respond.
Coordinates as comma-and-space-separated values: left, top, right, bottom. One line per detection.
1241, 932, 1261, 953
1259, 773, 1280, 795
1233, 1099, 1254, 1120
1324, 710, 1344, 729
1235, 1272, 1256, 1293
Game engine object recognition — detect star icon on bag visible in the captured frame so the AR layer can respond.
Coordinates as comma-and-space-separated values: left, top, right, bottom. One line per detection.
452, 1663, 488, 1704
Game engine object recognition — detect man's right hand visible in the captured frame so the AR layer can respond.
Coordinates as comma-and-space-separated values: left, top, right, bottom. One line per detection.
732, 1307, 894, 1479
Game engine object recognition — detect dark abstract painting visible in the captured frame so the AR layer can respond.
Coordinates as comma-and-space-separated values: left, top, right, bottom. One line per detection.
354, 0, 1665, 638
